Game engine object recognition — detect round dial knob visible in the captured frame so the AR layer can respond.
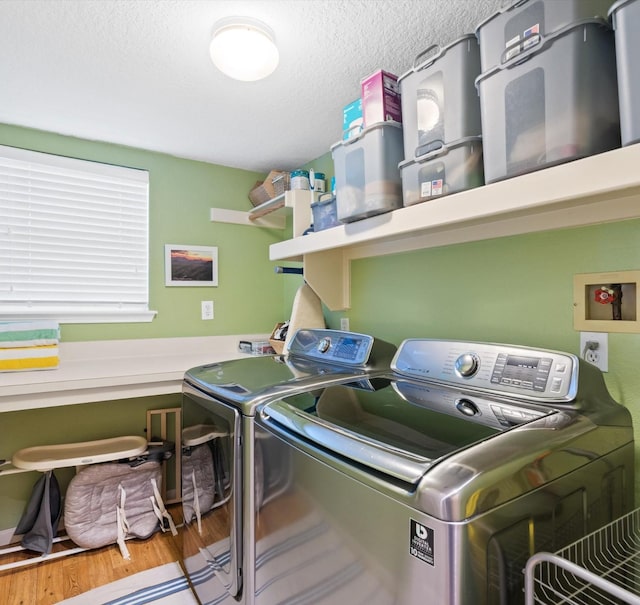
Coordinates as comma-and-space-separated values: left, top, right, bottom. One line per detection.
455, 353, 479, 377
456, 398, 480, 417
317, 337, 331, 353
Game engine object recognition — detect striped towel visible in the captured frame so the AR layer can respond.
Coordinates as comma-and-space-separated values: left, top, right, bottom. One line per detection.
0, 320, 60, 348
0, 321, 60, 371
0, 344, 59, 371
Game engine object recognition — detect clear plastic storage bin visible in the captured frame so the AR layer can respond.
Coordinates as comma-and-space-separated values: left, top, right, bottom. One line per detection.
398, 35, 482, 161
399, 136, 483, 207
609, 0, 640, 146
476, 19, 620, 184
475, 0, 613, 71
311, 194, 340, 231
330, 121, 404, 223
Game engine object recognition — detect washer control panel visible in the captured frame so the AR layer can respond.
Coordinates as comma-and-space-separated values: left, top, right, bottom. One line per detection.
392, 339, 579, 402
288, 329, 375, 366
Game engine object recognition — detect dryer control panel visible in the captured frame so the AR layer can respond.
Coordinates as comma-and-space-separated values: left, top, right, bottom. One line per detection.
288, 329, 393, 368
392, 339, 579, 402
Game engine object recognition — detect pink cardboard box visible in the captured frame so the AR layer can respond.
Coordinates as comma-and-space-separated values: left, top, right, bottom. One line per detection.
361, 69, 402, 127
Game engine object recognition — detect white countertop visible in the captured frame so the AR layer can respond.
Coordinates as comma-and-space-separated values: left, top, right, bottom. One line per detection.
0, 334, 269, 412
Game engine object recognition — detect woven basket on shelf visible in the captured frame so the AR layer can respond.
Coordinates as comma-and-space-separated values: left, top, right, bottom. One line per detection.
272, 172, 291, 196
248, 170, 287, 206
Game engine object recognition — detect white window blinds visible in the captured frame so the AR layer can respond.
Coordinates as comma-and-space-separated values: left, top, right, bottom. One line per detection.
0, 145, 155, 323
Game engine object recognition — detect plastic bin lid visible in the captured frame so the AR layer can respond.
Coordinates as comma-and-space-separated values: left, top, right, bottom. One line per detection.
475, 0, 535, 34
398, 135, 482, 169
398, 34, 477, 82
311, 195, 336, 208
330, 120, 403, 151
609, 0, 637, 19
474, 18, 610, 84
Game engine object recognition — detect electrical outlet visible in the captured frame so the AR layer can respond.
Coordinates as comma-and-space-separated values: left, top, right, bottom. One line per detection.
340, 317, 350, 331
579, 332, 608, 372
201, 300, 214, 320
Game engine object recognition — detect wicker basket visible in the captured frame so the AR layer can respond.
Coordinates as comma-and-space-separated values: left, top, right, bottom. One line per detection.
248, 170, 287, 206
272, 172, 291, 196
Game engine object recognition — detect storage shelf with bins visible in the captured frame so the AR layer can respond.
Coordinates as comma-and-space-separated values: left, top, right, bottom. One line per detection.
210, 189, 316, 239
269, 144, 640, 311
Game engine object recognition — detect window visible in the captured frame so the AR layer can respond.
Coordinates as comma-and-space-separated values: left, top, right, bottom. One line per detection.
0, 145, 155, 323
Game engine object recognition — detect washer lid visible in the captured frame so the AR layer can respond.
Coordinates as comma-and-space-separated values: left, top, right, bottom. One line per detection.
260, 378, 549, 485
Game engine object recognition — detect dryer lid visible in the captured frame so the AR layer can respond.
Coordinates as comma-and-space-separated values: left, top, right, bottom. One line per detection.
184, 329, 396, 407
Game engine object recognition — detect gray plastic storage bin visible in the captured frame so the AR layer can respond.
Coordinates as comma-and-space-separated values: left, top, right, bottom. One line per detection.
609, 0, 640, 146
398, 35, 482, 161
330, 121, 404, 223
475, 0, 613, 71
476, 19, 620, 184
399, 136, 484, 207
311, 195, 340, 231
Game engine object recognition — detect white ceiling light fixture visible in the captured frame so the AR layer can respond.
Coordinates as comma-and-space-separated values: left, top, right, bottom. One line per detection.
209, 17, 279, 82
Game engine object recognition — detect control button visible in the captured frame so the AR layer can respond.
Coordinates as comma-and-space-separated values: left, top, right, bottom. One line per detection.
551, 377, 563, 393
317, 338, 331, 354
556, 363, 567, 373
491, 405, 505, 419
454, 353, 480, 378
456, 399, 479, 417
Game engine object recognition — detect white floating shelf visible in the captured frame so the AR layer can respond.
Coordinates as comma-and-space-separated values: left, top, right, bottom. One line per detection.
211, 190, 316, 237
267, 144, 640, 311
210, 208, 286, 229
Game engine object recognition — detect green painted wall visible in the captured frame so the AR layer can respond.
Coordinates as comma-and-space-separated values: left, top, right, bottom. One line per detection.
0, 123, 290, 341
324, 219, 640, 503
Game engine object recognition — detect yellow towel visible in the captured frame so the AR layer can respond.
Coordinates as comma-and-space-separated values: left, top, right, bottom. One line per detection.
0, 344, 59, 371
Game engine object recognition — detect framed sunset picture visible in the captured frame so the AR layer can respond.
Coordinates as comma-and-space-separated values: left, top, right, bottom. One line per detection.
165, 244, 218, 286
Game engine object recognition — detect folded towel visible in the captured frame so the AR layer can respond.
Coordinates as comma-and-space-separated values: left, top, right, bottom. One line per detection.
0, 344, 59, 371
0, 320, 60, 348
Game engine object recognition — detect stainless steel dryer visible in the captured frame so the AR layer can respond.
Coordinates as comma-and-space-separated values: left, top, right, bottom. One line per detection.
253, 339, 635, 605
180, 329, 396, 604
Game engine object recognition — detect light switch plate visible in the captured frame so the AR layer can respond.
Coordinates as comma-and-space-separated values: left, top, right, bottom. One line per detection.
201, 300, 214, 320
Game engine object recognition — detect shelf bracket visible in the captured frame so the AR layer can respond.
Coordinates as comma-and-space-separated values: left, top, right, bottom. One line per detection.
304, 249, 351, 311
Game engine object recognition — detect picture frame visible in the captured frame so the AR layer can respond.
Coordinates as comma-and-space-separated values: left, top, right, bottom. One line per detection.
164, 244, 218, 287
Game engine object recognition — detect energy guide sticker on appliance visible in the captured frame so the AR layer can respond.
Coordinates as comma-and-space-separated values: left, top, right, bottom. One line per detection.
410, 519, 434, 565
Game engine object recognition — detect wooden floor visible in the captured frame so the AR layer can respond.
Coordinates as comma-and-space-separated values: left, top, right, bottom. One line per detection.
0, 516, 183, 605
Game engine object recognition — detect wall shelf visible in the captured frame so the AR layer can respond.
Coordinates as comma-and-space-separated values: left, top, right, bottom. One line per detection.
211, 189, 316, 238
269, 144, 640, 311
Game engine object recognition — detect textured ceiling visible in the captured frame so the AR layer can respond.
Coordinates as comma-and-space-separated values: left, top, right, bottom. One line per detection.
0, 0, 502, 173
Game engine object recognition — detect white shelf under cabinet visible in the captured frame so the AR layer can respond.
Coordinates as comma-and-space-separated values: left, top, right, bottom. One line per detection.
269, 145, 640, 311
